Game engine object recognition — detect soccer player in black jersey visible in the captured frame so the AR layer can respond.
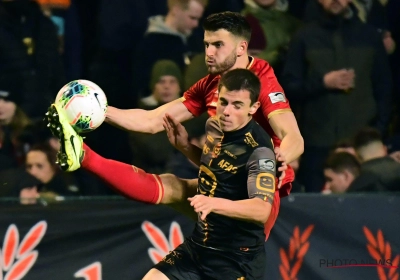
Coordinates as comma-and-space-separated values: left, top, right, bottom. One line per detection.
143, 68, 277, 280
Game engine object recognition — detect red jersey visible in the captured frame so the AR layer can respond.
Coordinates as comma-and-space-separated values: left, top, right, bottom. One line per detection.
181, 57, 294, 197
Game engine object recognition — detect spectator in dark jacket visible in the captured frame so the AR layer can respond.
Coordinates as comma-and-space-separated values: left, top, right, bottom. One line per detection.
0, 0, 65, 118
132, 0, 207, 98
282, 0, 392, 192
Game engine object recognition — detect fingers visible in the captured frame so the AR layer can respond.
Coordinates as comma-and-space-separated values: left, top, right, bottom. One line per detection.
278, 161, 288, 172
163, 115, 172, 132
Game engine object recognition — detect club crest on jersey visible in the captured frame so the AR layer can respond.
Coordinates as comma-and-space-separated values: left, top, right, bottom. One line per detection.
244, 132, 258, 148
269, 92, 286, 103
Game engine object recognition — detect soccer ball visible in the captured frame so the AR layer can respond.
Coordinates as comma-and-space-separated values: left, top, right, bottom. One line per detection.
55, 80, 108, 134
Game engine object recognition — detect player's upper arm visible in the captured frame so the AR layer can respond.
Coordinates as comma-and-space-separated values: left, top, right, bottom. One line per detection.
247, 147, 277, 204
259, 66, 292, 121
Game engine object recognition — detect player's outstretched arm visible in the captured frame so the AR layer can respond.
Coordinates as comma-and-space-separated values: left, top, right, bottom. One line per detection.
105, 99, 194, 134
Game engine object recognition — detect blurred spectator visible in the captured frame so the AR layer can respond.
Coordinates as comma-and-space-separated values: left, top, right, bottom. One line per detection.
350, 127, 400, 192
132, 0, 207, 99
333, 138, 358, 158
0, 88, 31, 170
0, 0, 66, 118
242, 0, 300, 77
18, 119, 109, 196
304, 0, 396, 54
26, 143, 80, 198
282, 0, 392, 192
37, 0, 84, 80
0, 168, 41, 204
323, 152, 360, 194
129, 60, 183, 174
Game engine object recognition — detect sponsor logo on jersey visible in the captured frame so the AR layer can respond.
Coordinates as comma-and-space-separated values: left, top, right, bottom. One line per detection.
258, 159, 275, 171
269, 92, 286, 103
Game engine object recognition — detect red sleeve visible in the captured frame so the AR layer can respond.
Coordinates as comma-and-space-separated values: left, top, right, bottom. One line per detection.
258, 65, 292, 119
181, 77, 208, 117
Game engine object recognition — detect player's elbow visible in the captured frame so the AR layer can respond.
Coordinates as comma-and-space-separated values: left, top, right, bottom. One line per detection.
146, 111, 165, 134
254, 199, 272, 224
297, 134, 305, 155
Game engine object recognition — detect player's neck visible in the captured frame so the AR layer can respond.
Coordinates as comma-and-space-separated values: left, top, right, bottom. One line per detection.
224, 55, 251, 75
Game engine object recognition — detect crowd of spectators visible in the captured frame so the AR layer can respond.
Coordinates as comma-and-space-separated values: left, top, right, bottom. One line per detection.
0, 0, 399, 204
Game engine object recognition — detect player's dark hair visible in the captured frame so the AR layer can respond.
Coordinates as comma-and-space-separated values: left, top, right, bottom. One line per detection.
353, 127, 382, 150
324, 152, 360, 177
218, 69, 260, 105
203, 12, 251, 42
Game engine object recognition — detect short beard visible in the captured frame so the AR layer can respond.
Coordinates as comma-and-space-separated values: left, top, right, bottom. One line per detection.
207, 50, 237, 75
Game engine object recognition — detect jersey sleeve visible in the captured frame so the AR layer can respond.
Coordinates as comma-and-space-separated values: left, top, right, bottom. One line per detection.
247, 146, 276, 204
258, 66, 292, 119
181, 77, 208, 117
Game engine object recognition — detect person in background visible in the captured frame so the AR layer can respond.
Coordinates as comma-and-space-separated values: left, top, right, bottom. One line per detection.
0, 168, 42, 204
0, 79, 31, 170
282, 0, 392, 192
133, 0, 208, 98
323, 152, 360, 194
25, 143, 80, 199
129, 60, 184, 174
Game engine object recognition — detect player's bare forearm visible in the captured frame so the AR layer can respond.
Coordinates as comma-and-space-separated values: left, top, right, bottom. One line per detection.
105, 99, 194, 134
105, 106, 155, 133
279, 131, 304, 164
269, 112, 304, 163
212, 197, 271, 224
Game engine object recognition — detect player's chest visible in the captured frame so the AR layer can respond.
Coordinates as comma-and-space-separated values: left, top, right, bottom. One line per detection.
200, 136, 249, 177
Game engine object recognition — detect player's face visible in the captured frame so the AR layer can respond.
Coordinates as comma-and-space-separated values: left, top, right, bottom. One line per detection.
204, 29, 239, 75
216, 86, 259, 132
323, 169, 352, 193
318, 0, 350, 15
176, 0, 204, 36
153, 76, 181, 104
26, 151, 56, 184
0, 98, 16, 125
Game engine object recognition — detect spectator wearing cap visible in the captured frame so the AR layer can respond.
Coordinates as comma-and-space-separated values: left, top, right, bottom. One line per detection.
0, 82, 31, 170
139, 60, 183, 108
129, 60, 184, 174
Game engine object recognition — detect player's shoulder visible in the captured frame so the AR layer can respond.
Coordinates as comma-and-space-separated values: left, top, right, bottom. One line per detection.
186, 74, 220, 96
247, 121, 274, 150
193, 74, 220, 88
249, 57, 274, 78
205, 116, 222, 133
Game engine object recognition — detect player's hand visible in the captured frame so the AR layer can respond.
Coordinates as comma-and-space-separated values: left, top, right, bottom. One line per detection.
188, 195, 215, 221
163, 113, 190, 152
274, 147, 287, 189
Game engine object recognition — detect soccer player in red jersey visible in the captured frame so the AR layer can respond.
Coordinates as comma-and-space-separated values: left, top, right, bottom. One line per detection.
47, 12, 303, 240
